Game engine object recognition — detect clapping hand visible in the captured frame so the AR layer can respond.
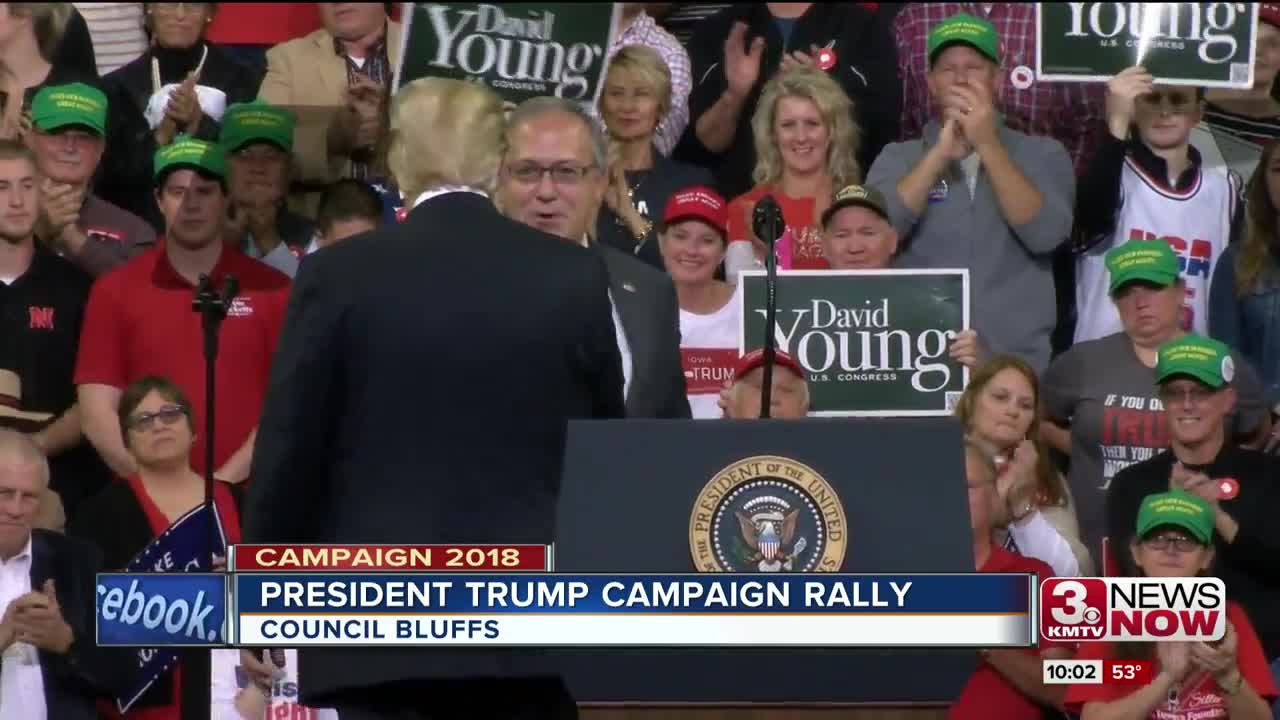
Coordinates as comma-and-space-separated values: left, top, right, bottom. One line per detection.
998, 439, 1038, 504
165, 71, 203, 133
40, 179, 84, 241
724, 22, 764, 98
1171, 462, 1219, 506
10, 580, 73, 654
1157, 640, 1193, 682
1190, 621, 1239, 683
780, 44, 823, 74
344, 76, 383, 151
942, 82, 997, 151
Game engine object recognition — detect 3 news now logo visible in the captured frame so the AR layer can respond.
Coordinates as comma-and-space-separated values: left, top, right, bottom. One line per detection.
1040, 578, 1226, 642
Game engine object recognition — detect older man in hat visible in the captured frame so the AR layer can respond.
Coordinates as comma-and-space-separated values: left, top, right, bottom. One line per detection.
27, 82, 156, 277
220, 100, 314, 277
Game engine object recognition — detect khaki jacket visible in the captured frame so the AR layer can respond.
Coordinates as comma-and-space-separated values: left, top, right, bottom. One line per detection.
260, 23, 403, 205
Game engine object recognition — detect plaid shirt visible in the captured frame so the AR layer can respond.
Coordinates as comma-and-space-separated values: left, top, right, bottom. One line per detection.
591, 11, 691, 156
893, 2, 1105, 176
334, 31, 391, 180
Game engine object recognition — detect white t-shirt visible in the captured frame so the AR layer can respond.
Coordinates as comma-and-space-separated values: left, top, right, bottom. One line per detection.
211, 648, 338, 720
74, 2, 147, 75
678, 283, 741, 419
1074, 158, 1237, 343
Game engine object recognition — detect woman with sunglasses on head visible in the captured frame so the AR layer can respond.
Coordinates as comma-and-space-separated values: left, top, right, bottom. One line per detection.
69, 375, 242, 720
1072, 65, 1243, 345
1066, 490, 1276, 719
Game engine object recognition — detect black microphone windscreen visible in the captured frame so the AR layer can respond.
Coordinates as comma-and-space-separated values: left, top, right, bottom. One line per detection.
752, 195, 785, 243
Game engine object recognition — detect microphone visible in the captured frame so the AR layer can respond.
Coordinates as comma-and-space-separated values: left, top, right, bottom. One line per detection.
220, 274, 239, 308
751, 195, 785, 245
751, 196, 784, 418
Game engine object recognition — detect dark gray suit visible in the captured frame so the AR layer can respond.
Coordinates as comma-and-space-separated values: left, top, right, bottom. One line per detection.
598, 245, 692, 419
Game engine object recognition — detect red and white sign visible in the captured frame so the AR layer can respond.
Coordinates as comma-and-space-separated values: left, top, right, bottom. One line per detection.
680, 348, 739, 395
1040, 577, 1226, 642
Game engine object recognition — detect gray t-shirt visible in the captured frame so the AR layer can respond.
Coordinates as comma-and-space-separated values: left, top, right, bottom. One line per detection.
1042, 332, 1267, 567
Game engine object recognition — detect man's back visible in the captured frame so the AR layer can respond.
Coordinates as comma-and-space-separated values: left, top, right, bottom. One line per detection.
247, 192, 625, 547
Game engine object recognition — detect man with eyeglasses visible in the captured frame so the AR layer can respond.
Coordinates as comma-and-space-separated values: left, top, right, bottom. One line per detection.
220, 100, 314, 278
497, 96, 691, 419
1074, 66, 1242, 344
26, 83, 156, 278
1107, 334, 1280, 691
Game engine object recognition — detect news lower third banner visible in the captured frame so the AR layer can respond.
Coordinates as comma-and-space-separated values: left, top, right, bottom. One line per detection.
98, 573, 1037, 648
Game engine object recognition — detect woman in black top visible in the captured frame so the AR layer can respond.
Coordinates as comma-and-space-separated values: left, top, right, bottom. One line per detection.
596, 44, 713, 271
99, 2, 258, 229
69, 376, 242, 720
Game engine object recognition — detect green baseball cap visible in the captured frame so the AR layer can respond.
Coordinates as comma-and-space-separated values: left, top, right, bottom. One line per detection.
154, 136, 226, 182
1136, 490, 1214, 544
219, 100, 295, 153
927, 13, 1000, 65
1155, 334, 1235, 389
1105, 239, 1181, 294
822, 184, 889, 226
31, 82, 107, 135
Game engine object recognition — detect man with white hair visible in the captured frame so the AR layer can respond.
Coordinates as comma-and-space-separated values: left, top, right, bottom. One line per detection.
246, 77, 623, 719
0, 429, 116, 718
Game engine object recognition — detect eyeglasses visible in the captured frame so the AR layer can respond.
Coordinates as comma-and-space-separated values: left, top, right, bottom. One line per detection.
1157, 384, 1219, 406
505, 162, 596, 187
151, 3, 211, 16
127, 405, 188, 432
231, 147, 286, 164
1137, 90, 1200, 114
1143, 534, 1203, 554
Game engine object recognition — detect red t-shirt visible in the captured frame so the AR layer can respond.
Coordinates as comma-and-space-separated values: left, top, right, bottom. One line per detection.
950, 546, 1062, 720
726, 186, 831, 270
75, 245, 290, 478
1064, 602, 1278, 719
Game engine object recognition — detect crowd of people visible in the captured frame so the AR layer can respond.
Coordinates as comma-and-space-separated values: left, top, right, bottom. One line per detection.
0, 2, 1278, 719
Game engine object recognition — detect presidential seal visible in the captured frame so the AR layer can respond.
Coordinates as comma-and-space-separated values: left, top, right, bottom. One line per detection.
689, 455, 847, 573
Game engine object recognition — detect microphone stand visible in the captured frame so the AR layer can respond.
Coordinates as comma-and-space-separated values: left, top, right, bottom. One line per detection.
752, 197, 784, 419
192, 274, 237, 566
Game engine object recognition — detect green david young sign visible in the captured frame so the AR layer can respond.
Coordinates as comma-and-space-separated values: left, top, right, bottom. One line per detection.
394, 2, 620, 104
1037, 2, 1258, 87
739, 270, 971, 417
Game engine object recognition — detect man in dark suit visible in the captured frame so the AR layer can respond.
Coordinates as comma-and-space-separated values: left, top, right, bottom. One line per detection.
242, 78, 624, 719
0, 429, 117, 719
498, 96, 692, 419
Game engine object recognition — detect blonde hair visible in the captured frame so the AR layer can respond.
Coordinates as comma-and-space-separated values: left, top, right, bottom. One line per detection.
751, 66, 861, 188
8, 3, 71, 62
600, 44, 672, 123
388, 77, 506, 198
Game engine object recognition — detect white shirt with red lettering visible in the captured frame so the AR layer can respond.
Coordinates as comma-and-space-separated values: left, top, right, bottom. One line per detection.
211, 648, 338, 720
679, 284, 741, 419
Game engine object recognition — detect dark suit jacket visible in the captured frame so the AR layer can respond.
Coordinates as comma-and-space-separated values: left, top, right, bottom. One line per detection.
244, 192, 625, 704
28, 529, 119, 720
598, 245, 692, 419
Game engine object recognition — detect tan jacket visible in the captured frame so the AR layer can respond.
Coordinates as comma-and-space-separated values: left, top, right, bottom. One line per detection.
259, 22, 403, 196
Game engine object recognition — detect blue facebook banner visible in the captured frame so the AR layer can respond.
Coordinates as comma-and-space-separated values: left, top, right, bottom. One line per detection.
234, 573, 1033, 614
100, 502, 229, 712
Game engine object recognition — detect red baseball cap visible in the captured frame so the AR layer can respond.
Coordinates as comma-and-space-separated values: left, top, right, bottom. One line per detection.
662, 186, 727, 235
733, 349, 807, 382
1263, 3, 1280, 27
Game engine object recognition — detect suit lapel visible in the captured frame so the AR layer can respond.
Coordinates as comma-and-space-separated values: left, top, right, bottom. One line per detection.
600, 248, 648, 405
313, 32, 347, 107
